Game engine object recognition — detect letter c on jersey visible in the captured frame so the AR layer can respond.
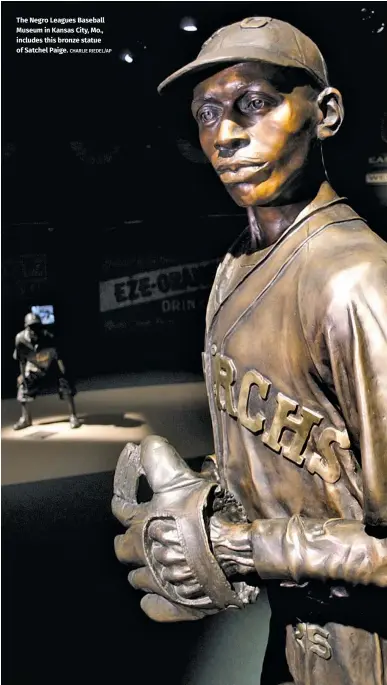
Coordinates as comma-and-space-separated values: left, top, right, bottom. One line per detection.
238, 370, 271, 433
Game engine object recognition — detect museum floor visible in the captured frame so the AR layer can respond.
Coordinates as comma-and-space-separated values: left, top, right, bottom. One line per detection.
2, 372, 270, 685
1, 371, 214, 485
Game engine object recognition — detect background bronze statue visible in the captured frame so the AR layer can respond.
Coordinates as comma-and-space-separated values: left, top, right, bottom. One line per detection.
13, 312, 81, 430
113, 17, 387, 685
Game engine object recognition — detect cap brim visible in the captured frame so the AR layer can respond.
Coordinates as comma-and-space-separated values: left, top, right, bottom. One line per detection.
158, 47, 326, 94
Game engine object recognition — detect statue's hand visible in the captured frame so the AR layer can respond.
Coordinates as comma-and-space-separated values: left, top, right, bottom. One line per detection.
112, 437, 247, 622
136, 517, 205, 600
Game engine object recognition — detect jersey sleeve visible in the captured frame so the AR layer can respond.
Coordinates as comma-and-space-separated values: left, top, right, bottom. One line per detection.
249, 516, 387, 587
323, 259, 387, 528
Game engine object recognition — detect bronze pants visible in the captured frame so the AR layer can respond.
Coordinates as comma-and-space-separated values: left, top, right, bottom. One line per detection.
261, 584, 387, 685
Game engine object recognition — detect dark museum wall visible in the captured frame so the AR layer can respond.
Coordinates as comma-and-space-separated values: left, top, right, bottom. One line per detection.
2, 2, 387, 397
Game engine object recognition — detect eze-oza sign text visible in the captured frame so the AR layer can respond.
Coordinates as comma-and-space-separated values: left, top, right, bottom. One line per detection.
99, 260, 218, 313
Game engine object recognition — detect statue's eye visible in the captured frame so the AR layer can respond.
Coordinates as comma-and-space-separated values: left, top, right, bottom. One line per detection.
246, 97, 265, 112
197, 105, 221, 125
238, 93, 273, 115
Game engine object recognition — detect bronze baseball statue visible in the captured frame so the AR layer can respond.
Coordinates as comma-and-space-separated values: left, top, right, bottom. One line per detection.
112, 18, 387, 684
13, 312, 81, 430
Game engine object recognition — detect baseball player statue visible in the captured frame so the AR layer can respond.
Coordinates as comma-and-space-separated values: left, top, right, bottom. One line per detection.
13, 312, 81, 430
112, 18, 387, 685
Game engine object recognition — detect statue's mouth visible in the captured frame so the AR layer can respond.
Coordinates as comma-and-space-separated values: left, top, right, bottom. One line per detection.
217, 162, 269, 184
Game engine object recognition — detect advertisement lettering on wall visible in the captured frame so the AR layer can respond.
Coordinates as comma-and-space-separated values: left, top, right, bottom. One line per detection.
3, 253, 48, 298
99, 259, 219, 333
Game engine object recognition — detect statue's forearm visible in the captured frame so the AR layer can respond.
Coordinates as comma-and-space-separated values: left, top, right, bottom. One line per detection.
19, 361, 26, 380
211, 514, 387, 587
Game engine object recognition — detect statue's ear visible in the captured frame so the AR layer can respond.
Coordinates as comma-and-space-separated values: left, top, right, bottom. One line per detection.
316, 88, 344, 140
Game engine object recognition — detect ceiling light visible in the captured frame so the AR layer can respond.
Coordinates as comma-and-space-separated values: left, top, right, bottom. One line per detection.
180, 17, 197, 32
119, 49, 134, 64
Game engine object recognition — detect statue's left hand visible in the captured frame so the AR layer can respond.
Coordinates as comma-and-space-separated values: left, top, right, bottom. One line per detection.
112, 436, 251, 622
128, 517, 204, 598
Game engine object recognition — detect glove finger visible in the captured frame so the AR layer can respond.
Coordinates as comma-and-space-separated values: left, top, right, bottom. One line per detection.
129, 568, 203, 603
112, 443, 147, 527
140, 594, 206, 623
128, 567, 163, 595
162, 564, 195, 584
114, 526, 147, 567
173, 581, 204, 599
152, 542, 186, 565
148, 519, 180, 545
140, 435, 197, 493
112, 495, 147, 528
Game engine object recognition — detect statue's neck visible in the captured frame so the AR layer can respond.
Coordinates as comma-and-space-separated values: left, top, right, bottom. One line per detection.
247, 163, 328, 248
247, 198, 313, 248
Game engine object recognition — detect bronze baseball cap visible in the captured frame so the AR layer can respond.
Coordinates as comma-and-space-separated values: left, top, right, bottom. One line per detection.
158, 17, 329, 94
24, 312, 42, 327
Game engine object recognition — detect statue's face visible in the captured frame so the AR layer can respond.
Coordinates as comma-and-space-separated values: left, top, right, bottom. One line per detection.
192, 62, 319, 207
27, 323, 41, 341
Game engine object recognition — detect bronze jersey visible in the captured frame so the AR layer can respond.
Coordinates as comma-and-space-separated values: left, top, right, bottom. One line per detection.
13, 329, 58, 373
203, 183, 387, 529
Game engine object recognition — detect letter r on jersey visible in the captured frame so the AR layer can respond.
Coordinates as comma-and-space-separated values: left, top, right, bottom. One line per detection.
215, 354, 237, 417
